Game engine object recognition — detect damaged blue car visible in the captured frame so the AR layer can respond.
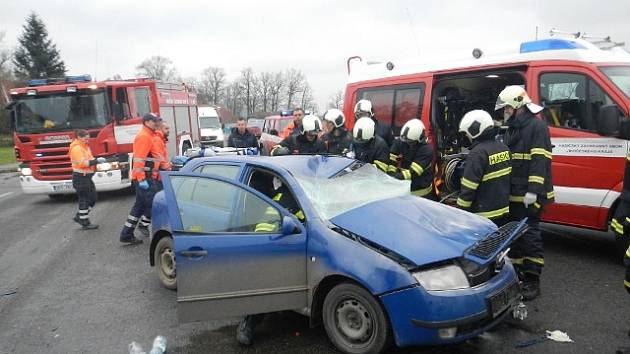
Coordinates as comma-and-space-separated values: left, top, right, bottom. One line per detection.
149, 155, 526, 354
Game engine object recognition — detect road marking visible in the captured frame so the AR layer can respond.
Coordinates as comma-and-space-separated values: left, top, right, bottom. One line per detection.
0, 192, 14, 199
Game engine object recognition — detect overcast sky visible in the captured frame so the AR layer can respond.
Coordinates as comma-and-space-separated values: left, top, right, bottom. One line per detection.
1, 0, 629, 111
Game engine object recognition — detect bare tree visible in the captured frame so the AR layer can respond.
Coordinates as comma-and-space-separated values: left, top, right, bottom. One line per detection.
284, 68, 304, 109
239, 67, 260, 116
0, 31, 14, 133
199, 66, 226, 105
258, 72, 273, 113
135, 56, 180, 82
300, 83, 316, 113
270, 71, 284, 112
328, 90, 344, 109
224, 80, 244, 117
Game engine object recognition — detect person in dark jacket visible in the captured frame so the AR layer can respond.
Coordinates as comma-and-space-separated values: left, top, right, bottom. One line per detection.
610, 151, 630, 294
228, 118, 259, 148
495, 85, 554, 301
321, 108, 352, 154
351, 117, 390, 172
456, 110, 511, 226
270, 115, 326, 155
388, 118, 434, 198
354, 99, 394, 146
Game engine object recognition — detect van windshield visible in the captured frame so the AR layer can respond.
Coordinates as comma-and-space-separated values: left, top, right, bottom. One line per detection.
600, 66, 630, 99
199, 116, 221, 129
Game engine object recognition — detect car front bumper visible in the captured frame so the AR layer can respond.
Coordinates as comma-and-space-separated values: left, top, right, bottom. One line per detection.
380, 262, 520, 347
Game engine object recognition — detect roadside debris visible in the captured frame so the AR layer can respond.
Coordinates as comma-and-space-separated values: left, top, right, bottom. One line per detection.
512, 302, 527, 320
515, 329, 573, 348
1, 289, 17, 297
129, 336, 167, 354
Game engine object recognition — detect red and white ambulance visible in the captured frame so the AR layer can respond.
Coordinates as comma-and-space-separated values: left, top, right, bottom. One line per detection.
344, 38, 630, 249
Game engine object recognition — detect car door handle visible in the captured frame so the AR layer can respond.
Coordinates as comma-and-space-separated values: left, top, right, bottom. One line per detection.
181, 250, 208, 257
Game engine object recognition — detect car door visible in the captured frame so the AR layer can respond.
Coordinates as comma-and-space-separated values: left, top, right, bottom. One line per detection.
163, 172, 308, 323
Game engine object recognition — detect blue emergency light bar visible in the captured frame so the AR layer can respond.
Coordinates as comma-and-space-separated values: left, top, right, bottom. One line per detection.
520, 39, 586, 53
28, 74, 93, 87
280, 110, 294, 117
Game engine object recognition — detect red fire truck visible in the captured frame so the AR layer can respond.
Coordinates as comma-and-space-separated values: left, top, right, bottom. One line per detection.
6, 75, 200, 197
344, 38, 630, 252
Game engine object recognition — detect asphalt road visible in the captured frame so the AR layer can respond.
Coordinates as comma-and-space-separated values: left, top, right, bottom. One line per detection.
0, 174, 629, 354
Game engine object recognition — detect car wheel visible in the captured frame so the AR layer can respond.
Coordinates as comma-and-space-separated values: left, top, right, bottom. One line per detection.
322, 283, 391, 354
154, 237, 177, 290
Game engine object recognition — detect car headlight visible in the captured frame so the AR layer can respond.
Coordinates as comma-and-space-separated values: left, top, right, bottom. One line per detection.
20, 167, 32, 176
413, 264, 470, 291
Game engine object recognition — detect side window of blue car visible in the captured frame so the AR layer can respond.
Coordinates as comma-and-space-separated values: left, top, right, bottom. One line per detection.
170, 176, 282, 234
195, 164, 240, 179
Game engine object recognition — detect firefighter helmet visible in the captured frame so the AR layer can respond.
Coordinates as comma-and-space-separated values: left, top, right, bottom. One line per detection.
459, 110, 494, 140
400, 119, 426, 142
495, 85, 543, 114
323, 108, 345, 128
353, 117, 375, 142
301, 115, 322, 134
354, 99, 374, 118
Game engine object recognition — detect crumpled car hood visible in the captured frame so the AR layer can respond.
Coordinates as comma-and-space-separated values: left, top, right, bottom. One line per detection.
330, 195, 497, 267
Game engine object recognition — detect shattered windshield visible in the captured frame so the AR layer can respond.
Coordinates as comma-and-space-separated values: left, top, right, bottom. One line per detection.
14, 89, 109, 134
295, 162, 410, 219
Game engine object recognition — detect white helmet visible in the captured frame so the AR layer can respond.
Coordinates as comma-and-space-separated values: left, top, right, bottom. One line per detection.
323, 108, 345, 128
459, 110, 494, 140
301, 114, 322, 134
354, 99, 374, 118
400, 119, 426, 142
352, 117, 375, 142
495, 85, 543, 114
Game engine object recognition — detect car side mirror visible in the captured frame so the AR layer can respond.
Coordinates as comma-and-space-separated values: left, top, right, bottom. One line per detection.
597, 104, 621, 136
281, 215, 300, 236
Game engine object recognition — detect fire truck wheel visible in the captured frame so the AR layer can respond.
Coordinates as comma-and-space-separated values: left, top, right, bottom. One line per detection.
155, 236, 177, 290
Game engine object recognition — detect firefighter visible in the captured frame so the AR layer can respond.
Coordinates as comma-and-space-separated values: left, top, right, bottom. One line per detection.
610, 150, 630, 294
137, 121, 172, 237
69, 129, 106, 230
351, 117, 390, 172
270, 115, 326, 156
495, 85, 554, 301
321, 108, 352, 154
238, 176, 303, 346
388, 119, 435, 198
456, 110, 511, 226
354, 99, 394, 146
228, 117, 259, 148
119, 113, 163, 244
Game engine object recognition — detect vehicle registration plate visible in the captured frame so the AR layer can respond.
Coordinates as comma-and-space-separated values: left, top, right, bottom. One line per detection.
52, 182, 74, 192
487, 282, 520, 318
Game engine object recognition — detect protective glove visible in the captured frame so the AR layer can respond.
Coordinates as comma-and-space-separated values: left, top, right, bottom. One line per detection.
271, 146, 290, 156
185, 147, 202, 158
344, 150, 356, 159
96, 157, 107, 164
523, 192, 537, 207
138, 180, 149, 190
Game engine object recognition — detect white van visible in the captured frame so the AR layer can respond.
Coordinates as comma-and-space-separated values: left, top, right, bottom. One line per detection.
197, 106, 225, 147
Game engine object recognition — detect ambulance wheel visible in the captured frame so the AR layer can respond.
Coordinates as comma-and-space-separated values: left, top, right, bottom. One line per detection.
322, 282, 391, 354
155, 237, 177, 290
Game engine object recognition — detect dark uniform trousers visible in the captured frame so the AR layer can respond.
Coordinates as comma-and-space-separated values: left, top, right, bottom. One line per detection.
72, 172, 97, 222
121, 179, 162, 237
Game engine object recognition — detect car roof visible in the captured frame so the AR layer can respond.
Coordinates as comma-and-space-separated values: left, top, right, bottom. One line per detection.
183, 155, 355, 179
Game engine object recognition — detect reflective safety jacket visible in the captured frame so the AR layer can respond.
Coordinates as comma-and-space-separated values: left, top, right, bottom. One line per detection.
612, 153, 630, 236
504, 110, 554, 208
131, 125, 159, 182
273, 134, 326, 155
69, 139, 96, 175
389, 139, 434, 197
151, 130, 171, 180
322, 128, 352, 155
456, 139, 511, 220
353, 135, 390, 173
255, 186, 304, 232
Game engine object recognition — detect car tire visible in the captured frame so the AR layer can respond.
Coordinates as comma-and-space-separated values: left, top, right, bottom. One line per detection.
154, 237, 177, 290
322, 282, 391, 354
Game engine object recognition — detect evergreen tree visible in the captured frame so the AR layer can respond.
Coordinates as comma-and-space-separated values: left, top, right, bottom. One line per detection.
13, 13, 66, 80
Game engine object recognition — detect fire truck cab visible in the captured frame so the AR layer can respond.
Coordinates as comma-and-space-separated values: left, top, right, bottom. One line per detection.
344, 38, 630, 242
7, 76, 199, 196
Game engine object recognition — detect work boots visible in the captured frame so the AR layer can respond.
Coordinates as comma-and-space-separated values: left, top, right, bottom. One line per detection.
521, 273, 541, 301
73, 213, 99, 230
137, 225, 150, 237
236, 316, 256, 346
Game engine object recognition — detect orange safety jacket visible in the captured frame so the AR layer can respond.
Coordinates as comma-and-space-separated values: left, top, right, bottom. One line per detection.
131, 125, 159, 182
151, 130, 171, 180
69, 139, 95, 175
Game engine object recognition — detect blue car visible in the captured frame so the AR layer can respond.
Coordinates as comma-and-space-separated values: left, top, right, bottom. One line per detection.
149, 155, 526, 354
